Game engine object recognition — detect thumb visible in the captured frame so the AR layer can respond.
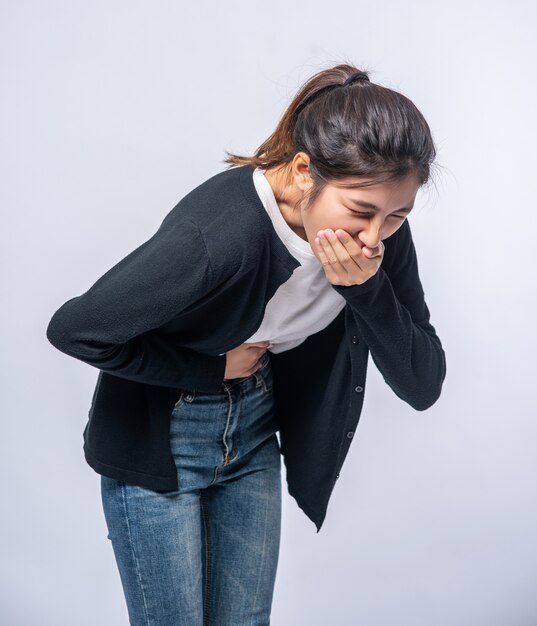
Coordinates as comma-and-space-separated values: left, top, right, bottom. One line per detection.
364, 246, 379, 257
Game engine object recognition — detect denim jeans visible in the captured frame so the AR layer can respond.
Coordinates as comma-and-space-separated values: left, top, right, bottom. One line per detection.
100, 350, 281, 626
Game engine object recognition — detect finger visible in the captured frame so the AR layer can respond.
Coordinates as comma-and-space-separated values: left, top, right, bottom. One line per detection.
314, 234, 341, 282
367, 240, 385, 258
362, 242, 382, 258
334, 229, 370, 259
323, 229, 365, 273
316, 231, 339, 263
316, 229, 361, 285
337, 229, 386, 263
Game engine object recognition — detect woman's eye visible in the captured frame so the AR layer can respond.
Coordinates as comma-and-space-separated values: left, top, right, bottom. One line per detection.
349, 210, 405, 220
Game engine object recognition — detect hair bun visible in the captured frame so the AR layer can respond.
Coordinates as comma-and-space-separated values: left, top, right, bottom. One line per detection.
343, 72, 370, 86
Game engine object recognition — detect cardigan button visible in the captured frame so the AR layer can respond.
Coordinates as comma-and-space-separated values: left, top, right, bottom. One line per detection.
354, 385, 364, 393
351, 335, 359, 344
336, 473, 340, 479
346, 431, 354, 439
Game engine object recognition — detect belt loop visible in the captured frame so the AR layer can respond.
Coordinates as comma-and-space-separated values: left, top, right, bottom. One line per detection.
254, 369, 267, 393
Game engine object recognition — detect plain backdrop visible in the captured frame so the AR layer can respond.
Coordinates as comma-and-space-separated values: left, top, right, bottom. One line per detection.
2, 1, 537, 624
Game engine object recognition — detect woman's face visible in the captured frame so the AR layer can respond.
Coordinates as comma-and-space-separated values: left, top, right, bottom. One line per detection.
301, 173, 421, 260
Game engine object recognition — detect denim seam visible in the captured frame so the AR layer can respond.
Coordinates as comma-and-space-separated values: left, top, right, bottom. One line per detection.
209, 465, 219, 486
228, 389, 243, 463
120, 482, 152, 625
250, 471, 272, 616
221, 387, 234, 465
260, 371, 268, 393
200, 490, 212, 626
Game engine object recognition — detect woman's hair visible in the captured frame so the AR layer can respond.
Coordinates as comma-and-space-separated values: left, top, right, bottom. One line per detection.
223, 62, 439, 211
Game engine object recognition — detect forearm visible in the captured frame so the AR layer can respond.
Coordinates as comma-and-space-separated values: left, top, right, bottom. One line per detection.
47, 316, 226, 391
333, 268, 446, 410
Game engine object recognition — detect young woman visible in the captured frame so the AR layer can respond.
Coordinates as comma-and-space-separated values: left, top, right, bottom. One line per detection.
46, 63, 446, 626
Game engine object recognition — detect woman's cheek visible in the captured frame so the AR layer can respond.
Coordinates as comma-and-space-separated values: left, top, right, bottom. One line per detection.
384, 221, 405, 240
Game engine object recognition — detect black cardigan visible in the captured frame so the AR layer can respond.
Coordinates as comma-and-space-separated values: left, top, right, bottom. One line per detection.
46, 164, 447, 532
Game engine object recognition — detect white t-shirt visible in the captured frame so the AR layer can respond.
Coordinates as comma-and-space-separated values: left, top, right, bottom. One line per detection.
243, 166, 346, 354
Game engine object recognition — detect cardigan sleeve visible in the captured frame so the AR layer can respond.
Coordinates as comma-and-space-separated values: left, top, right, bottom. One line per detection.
46, 215, 227, 391
331, 219, 447, 410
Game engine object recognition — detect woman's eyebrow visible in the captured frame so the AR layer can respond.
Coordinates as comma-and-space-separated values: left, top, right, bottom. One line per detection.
349, 198, 413, 213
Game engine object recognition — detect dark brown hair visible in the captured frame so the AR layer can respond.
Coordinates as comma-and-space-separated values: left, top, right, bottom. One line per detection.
223, 62, 439, 211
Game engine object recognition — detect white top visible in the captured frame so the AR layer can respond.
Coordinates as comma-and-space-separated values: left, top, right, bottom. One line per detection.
242, 166, 346, 354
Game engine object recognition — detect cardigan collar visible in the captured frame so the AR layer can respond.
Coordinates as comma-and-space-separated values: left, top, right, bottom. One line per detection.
238, 164, 302, 276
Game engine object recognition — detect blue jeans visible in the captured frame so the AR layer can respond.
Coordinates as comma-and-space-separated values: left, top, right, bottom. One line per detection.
100, 351, 281, 626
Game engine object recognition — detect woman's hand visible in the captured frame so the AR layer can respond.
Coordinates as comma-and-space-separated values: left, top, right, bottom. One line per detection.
224, 341, 270, 380
314, 228, 385, 286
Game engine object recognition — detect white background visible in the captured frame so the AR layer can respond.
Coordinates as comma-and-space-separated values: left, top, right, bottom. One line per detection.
2, 1, 537, 624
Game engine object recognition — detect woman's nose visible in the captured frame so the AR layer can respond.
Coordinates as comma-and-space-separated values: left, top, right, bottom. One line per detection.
358, 222, 382, 248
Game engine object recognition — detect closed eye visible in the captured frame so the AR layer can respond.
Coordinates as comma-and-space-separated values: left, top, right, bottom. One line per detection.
349, 209, 407, 219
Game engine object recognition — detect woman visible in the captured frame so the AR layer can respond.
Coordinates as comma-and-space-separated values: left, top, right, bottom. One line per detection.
46, 63, 447, 626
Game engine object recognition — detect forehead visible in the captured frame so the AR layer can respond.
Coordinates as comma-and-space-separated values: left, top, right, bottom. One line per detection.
331, 174, 420, 200
332, 172, 420, 190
